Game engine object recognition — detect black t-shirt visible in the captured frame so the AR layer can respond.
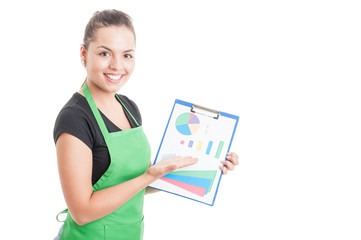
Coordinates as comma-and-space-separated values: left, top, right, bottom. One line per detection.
53, 92, 142, 185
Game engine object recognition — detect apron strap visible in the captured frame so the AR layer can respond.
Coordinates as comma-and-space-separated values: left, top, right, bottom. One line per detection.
56, 209, 69, 222
115, 94, 140, 127
82, 82, 110, 138
83, 82, 141, 132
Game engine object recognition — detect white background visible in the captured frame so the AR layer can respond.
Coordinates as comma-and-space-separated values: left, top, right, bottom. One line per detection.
0, 0, 360, 239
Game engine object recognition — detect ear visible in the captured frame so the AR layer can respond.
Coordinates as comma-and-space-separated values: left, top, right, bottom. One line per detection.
80, 45, 87, 66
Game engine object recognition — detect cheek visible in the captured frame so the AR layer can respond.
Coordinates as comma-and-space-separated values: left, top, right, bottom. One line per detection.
87, 56, 108, 72
125, 60, 135, 73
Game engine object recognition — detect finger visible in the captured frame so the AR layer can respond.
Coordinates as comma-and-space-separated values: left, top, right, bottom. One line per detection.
221, 160, 235, 171
219, 165, 228, 175
226, 152, 239, 166
162, 156, 191, 165
161, 158, 196, 175
176, 157, 198, 169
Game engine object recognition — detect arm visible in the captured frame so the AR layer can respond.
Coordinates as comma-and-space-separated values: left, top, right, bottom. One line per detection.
56, 133, 197, 226
145, 161, 160, 194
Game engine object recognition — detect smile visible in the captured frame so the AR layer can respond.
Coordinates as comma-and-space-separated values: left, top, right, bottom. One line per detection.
104, 73, 123, 83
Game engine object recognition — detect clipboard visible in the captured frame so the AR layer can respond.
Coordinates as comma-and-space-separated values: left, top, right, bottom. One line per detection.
149, 99, 239, 206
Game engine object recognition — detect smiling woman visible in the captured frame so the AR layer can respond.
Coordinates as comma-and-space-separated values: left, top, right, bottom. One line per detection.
53, 9, 237, 240
52, 9, 200, 240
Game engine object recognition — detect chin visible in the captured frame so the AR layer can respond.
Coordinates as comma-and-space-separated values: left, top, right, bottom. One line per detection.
107, 81, 127, 93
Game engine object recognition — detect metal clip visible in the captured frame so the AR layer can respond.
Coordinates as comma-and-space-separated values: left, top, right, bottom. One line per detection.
191, 104, 220, 119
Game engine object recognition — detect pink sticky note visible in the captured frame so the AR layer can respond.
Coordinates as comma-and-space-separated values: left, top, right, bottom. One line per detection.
160, 177, 206, 197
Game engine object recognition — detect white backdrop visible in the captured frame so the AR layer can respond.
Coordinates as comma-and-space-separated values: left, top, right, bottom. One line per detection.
0, 0, 360, 239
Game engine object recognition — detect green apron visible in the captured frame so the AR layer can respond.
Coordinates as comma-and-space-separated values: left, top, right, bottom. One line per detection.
58, 82, 151, 240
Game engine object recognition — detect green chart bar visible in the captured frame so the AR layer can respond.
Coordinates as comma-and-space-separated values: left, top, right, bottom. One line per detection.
215, 141, 225, 159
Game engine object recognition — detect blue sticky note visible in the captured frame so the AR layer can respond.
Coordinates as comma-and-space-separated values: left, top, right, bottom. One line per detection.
163, 174, 213, 193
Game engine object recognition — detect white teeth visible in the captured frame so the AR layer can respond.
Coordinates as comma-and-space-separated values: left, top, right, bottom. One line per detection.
106, 74, 122, 80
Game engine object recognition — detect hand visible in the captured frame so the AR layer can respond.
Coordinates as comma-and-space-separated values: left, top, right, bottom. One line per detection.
220, 152, 239, 175
145, 156, 198, 180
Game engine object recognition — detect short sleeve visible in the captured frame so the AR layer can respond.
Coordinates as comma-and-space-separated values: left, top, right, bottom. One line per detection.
53, 106, 94, 149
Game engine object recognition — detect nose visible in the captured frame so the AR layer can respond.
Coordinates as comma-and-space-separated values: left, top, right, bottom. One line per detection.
109, 55, 125, 72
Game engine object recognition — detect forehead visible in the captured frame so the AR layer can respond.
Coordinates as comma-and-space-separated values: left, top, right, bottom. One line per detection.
90, 26, 135, 50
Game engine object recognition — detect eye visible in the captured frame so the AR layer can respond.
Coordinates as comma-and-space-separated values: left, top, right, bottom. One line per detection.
124, 53, 133, 59
100, 52, 110, 57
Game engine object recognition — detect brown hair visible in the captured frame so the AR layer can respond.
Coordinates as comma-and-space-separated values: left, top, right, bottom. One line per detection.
83, 9, 135, 50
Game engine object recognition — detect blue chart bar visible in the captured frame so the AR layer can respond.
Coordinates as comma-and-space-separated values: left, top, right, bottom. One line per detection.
206, 141, 213, 155
188, 140, 194, 148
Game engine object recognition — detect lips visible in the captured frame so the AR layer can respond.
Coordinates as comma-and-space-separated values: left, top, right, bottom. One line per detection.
104, 73, 123, 83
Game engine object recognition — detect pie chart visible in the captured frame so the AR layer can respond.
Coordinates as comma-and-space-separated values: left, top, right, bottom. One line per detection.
175, 113, 200, 135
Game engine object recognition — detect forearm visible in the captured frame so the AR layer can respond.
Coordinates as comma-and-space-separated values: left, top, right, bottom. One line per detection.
73, 173, 156, 225
66, 155, 197, 225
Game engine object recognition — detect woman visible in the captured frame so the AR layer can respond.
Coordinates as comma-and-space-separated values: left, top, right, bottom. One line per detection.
53, 9, 239, 240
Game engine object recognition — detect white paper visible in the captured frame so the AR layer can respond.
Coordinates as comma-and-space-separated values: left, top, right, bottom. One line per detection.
149, 101, 238, 205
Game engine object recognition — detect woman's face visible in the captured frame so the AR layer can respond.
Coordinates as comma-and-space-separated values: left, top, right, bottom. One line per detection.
81, 26, 136, 93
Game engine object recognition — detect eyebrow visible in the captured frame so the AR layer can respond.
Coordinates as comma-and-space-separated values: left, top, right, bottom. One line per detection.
97, 45, 135, 53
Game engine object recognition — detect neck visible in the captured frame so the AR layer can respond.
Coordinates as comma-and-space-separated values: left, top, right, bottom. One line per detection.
83, 80, 117, 108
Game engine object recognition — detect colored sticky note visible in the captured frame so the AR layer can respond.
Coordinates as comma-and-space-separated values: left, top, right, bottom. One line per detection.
160, 177, 207, 197
170, 170, 218, 193
164, 174, 213, 193
171, 170, 217, 179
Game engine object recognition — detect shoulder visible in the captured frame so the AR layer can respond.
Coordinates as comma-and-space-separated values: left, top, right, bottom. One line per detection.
53, 93, 95, 147
55, 93, 90, 124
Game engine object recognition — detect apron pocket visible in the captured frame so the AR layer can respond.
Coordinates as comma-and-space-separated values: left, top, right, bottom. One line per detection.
104, 218, 144, 240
